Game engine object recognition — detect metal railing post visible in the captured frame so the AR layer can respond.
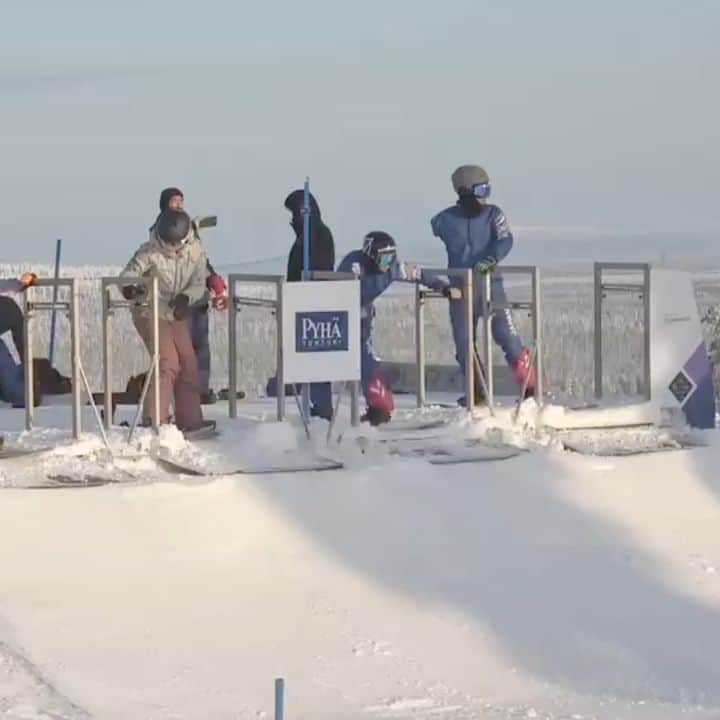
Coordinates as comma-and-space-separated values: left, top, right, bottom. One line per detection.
482, 271, 493, 407
70, 279, 82, 440
642, 265, 652, 401
465, 268, 475, 413
23, 290, 34, 430
228, 275, 238, 419
276, 278, 285, 422
415, 285, 426, 408
350, 381, 360, 426
101, 275, 160, 435
102, 283, 113, 431
149, 276, 160, 430
531, 267, 543, 405
593, 262, 603, 399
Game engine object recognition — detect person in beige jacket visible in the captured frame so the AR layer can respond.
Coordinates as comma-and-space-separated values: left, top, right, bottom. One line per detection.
121, 209, 213, 433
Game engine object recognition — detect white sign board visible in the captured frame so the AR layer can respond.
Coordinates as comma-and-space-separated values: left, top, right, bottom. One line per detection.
281, 280, 361, 384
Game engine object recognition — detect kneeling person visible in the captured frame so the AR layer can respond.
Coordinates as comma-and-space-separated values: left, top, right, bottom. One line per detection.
338, 232, 447, 426
121, 209, 214, 434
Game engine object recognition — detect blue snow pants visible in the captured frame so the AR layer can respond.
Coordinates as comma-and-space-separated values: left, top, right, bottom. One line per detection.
449, 274, 524, 379
0, 338, 25, 406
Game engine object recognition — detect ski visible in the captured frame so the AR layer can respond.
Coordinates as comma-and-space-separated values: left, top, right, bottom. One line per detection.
379, 417, 451, 433
0, 446, 54, 460
24, 474, 120, 489
389, 441, 522, 464
155, 454, 343, 477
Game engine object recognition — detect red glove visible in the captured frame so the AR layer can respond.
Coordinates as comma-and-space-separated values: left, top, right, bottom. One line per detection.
212, 294, 229, 311
20, 272, 38, 288
206, 274, 226, 296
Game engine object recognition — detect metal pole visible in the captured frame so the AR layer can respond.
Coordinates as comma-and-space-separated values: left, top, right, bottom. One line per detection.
464, 269, 475, 413
276, 279, 285, 422
642, 265, 652, 401
48, 238, 62, 364
228, 276, 238, 419
350, 380, 360, 426
274, 678, 285, 720
593, 262, 603, 400
301, 177, 311, 423
70, 279, 82, 440
415, 285, 426, 408
150, 276, 160, 429
102, 284, 113, 430
531, 267, 543, 404
23, 291, 34, 431
483, 271, 493, 406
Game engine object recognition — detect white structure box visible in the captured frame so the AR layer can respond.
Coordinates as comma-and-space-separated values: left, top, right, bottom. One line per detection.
281, 280, 361, 384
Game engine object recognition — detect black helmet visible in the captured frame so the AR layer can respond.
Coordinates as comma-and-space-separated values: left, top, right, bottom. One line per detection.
362, 231, 397, 270
156, 209, 191, 246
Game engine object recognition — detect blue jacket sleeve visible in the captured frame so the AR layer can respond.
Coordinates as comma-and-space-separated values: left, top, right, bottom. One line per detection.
430, 212, 443, 238
489, 206, 513, 262
339, 253, 394, 306
419, 270, 451, 292
360, 270, 394, 306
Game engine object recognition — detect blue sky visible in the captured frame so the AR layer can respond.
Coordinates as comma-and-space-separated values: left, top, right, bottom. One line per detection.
2, 0, 719, 266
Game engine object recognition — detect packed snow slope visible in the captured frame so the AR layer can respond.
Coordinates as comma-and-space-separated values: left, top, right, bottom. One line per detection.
1, 400, 720, 719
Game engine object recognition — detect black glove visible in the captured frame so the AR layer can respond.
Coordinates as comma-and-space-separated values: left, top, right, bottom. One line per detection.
170, 293, 190, 320
121, 285, 146, 301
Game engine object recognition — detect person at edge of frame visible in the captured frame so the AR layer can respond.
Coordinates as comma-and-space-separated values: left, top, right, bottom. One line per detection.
0, 273, 42, 408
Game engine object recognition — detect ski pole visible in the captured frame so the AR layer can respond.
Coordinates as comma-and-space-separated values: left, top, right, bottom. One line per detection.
49, 238, 62, 364
274, 678, 285, 720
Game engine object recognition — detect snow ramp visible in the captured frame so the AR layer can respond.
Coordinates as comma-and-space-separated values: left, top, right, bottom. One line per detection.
1, 437, 720, 718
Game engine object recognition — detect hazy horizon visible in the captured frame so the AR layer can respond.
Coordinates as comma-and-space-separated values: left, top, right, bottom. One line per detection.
2, 0, 719, 267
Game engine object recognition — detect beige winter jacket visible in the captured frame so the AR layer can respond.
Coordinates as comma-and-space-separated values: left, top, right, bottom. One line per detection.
121, 229, 208, 322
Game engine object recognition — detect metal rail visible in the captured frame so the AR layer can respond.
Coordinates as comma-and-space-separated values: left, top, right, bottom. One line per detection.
228, 274, 284, 421
227, 272, 361, 426
23, 279, 82, 439
101, 276, 160, 433
414, 268, 476, 411
481, 265, 543, 408
593, 262, 651, 401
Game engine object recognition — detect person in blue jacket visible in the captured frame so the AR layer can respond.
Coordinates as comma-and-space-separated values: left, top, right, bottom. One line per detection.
338, 231, 450, 425
0, 273, 41, 407
431, 165, 536, 405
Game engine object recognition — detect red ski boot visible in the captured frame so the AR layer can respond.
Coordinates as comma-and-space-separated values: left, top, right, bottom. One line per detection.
513, 347, 537, 398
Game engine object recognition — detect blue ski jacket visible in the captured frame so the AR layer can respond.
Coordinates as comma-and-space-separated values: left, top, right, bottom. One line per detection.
430, 202, 513, 269
338, 250, 446, 336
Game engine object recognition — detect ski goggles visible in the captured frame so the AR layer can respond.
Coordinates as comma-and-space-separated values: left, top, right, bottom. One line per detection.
376, 248, 396, 269
472, 182, 491, 199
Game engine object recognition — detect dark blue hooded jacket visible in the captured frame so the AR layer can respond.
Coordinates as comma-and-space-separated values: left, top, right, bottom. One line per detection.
431, 201, 513, 268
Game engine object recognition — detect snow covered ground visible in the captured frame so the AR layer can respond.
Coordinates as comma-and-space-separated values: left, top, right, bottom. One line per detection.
1, 397, 720, 719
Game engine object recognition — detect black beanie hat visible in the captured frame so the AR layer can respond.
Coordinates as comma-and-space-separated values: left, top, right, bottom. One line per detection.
159, 187, 184, 211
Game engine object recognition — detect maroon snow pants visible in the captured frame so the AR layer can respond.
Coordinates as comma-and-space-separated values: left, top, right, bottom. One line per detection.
133, 315, 203, 430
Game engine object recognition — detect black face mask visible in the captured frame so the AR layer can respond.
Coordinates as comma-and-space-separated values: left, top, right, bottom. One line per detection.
457, 193, 485, 216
